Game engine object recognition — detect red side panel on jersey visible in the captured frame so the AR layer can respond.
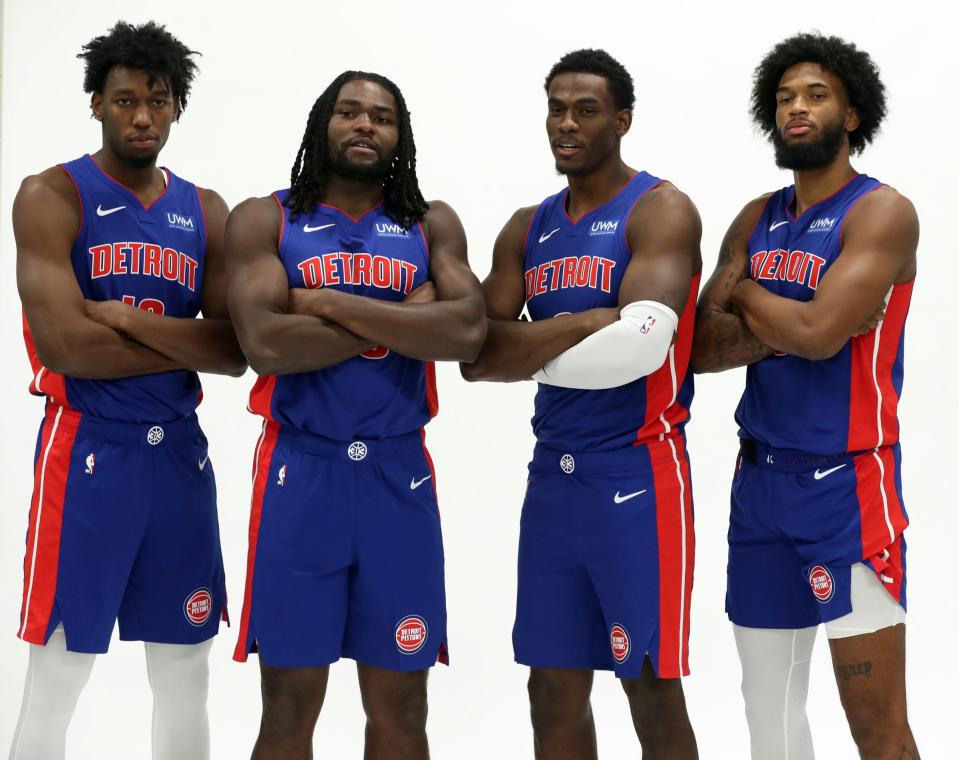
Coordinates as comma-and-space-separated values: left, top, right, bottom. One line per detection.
636, 273, 701, 443
847, 280, 913, 451
247, 375, 277, 421
234, 421, 280, 662
650, 435, 694, 678
18, 406, 79, 644
22, 315, 70, 407
853, 446, 908, 607
425, 361, 439, 418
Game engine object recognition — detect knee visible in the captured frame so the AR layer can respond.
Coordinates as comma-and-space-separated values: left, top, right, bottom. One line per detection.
146, 643, 210, 704
528, 670, 591, 731
621, 677, 687, 745
843, 698, 907, 755
363, 673, 428, 735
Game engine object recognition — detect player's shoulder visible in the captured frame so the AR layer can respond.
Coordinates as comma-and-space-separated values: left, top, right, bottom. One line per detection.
194, 185, 229, 216
506, 204, 539, 232
227, 194, 283, 230
632, 180, 700, 222
849, 183, 917, 227
725, 192, 776, 242
16, 165, 80, 210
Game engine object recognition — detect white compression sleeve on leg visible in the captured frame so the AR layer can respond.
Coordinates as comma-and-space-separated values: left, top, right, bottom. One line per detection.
9, 627, 96, 760
733, 624, 817, 760
532, 300, 678, 389
824, 562, 906, 639
144, 639, 213, 760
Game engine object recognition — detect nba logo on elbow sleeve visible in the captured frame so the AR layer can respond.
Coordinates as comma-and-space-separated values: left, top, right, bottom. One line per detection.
808, 566, 835, 603
640, 315, 656, 334
395, 615, 428, 654
184, 588, 213, 626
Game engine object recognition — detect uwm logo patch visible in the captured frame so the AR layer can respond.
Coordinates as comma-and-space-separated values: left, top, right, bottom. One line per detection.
395, 615, 428, 654
184, 588, 213, 626
610, 623, 630, 663
808, 565, 835, 603
590, 219, 619, 235
375, 222, 409, 238
167, 212, 196, 232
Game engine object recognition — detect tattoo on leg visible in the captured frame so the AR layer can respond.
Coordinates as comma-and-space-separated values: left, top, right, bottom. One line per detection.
834, 661, 872, 681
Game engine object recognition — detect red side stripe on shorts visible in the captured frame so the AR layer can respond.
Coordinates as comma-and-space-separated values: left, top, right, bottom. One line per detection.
854, 446, 908, 604
425, 361, 439, 418
18, 407, 78, 644
233, 421, 280, 662
650, 436, 694, 678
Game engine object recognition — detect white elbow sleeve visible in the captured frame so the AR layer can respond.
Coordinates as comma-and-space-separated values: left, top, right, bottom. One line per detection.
533, 300, 678, 389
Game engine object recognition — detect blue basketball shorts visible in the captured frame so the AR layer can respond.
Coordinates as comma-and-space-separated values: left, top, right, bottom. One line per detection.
513, 435, 695, 679
727, 439, 908, 629
234, 422, 448, 671
18, 405, 227, 653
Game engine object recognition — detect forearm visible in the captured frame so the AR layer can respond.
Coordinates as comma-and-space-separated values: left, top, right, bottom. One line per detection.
239, 311, 374, 375
116, 309, 247, 377
305, 290, 485, 362
691, 309, 773, 373
34, 321, 182, 379
462, 311, 601, 383
734, 283, 828, 360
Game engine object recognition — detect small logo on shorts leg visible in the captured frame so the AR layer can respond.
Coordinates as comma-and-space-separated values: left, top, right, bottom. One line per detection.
560, 454, 575, 474
277, 464, 287, 486
84, 453, 96, 475
610, 623, 630, 663
184, 588, 213, 626
395, 615, 428, 655
808, 565, 835, 603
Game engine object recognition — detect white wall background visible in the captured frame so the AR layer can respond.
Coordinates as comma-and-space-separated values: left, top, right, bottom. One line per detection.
2, 0, 955, 757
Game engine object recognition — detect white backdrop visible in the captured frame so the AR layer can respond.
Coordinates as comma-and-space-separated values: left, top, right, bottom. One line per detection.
2, 1, 956, 757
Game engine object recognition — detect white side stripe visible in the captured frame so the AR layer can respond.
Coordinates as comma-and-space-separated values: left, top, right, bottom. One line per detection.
667, 437, 687, 674
658, 346, 678, 439
33, 367, 45, 394
251, 421, 267, 484
871, 287, 893, 450
19, 406, 63, 639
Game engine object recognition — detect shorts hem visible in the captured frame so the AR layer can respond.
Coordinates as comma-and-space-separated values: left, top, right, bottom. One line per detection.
514, 655, 613, 671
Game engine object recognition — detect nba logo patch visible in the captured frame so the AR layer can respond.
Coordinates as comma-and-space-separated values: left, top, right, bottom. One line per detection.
640, 316, 656, 334
395, 615, 428, 655
84, 453, 96, 475
184, 588, 212, 626
610, 623, 630, 663
277, 464, 287, 486
808, 565, 835, 603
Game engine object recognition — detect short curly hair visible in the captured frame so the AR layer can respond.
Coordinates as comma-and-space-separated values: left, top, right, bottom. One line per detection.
751, 33, 886, 155
78, 21, 200, 115
545, 49, 635, 111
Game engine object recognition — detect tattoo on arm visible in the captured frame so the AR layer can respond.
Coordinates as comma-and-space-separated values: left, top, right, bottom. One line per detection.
834, 661, 873, 681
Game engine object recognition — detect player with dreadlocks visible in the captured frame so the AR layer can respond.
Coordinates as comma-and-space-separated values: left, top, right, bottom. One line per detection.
692, 33, 920, 759
226, 71, 485, 759
11, 20, 244, 760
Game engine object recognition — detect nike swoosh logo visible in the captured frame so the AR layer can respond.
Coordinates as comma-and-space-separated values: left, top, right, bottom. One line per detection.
199, 455, 210, 471
538, 228, 560, 243
410, 474, 432, 490
769, 220, 789, 231
97, 204, 126, 216
613, 490, 646, 504
304, 223, 335, 233
813, 464, 846, 480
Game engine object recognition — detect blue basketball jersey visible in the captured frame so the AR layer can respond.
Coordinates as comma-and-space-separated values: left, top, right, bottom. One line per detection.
735, 174, 913, 454
523, 172, 700, 451
248, 193, 436, 440
23, 155, 207, 423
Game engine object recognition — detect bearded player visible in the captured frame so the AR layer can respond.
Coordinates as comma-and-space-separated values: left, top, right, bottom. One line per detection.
226, 71, 485, 759
11, 21, 244, 760
464, 49, 701, 759
692, 33, 920, 759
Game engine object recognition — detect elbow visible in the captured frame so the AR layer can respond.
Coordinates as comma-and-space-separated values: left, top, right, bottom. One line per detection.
223, 358, 249, 378
457, 321, 488, 364
787, 328, 846, 362
239, 340, 283, 376
459, 358, 485, 382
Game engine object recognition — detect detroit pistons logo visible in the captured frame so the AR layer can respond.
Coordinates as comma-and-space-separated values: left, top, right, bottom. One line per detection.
808, 565, 835, 603
395, 615, 428, 655
610, 624, 630, 663
184, 588, 212, 626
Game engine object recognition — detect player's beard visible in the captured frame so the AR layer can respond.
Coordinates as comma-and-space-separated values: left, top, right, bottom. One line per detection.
330, 146, 392, 182
773, 117, 847, 171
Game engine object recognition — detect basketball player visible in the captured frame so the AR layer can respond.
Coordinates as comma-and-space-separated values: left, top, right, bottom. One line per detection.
226, 71, 485, 759
11, 21, 244, 760
692, 33, 920, 759
462, 49, 701, 758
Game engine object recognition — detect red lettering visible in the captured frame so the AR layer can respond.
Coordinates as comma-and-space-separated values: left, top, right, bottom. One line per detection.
774, 250, 790, 280
400, 262, 417, 294
139, 298, 164, 314
298, 257, 323, 288
143, 244, 162, 276
806, 255, 826, 289
562, 257, 577, 289
750, 251, 767, 281
353, 253, 373, 286
785, 250, 804, 282
162, 248, 178, 281
588, 256, 600, 288
535, 264, 548, 296
758, 250, 780, 280
338, 252, 354, 284
575, 257, 590, 287
111, 243, 128, 275
128, 242, 143, 275
322, 253, 339, 286
547, 259, 563, 291
525, 268, 536, 300
598, 258, 615, 293
89, 244, 112, 277
372, 255, 390, 288
391, 258, 402, 292
185, 257, 198, 291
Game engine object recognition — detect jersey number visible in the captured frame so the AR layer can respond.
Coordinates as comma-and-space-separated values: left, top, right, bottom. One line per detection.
122, 295, 166, 315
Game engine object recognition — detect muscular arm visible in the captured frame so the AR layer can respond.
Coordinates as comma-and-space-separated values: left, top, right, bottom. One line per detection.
290, 201, 486, 362
85, 188, 247, 377
226, 196, 375, 375
15, 169, 181, 379
691, 196, 774, 373
731, 189, 918, 361
533, 184, 702, 389
460, 207, 617, 383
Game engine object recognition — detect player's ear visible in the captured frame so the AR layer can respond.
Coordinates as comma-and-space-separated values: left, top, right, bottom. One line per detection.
617, 108, 632, 137
845, 106, 861, 134
90, 93, 103, 121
